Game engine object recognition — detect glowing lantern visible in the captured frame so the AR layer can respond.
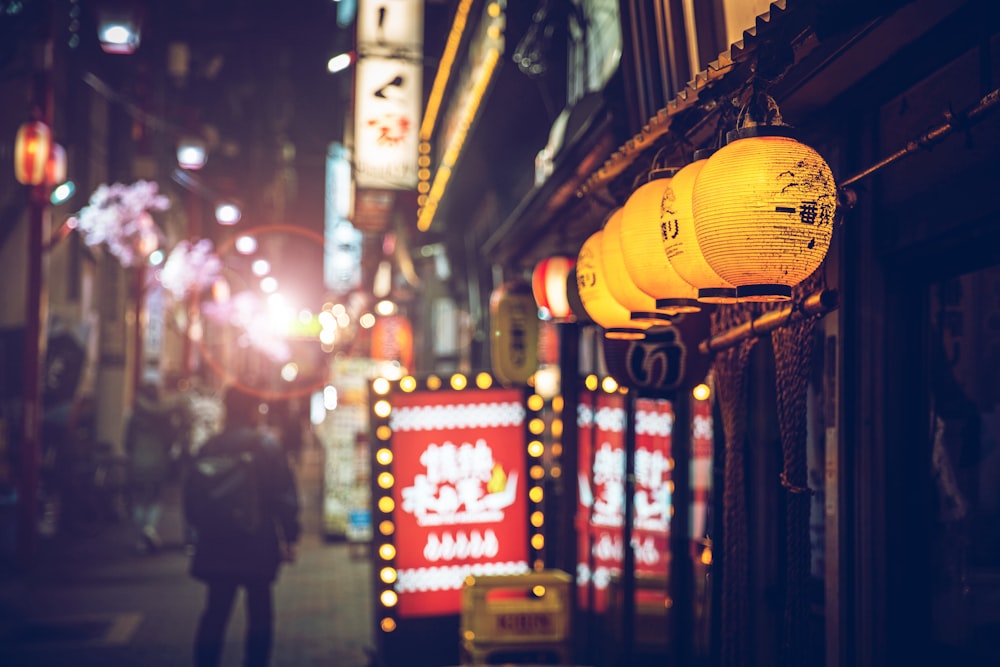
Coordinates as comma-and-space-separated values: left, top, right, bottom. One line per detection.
602, 207, 676, 323
14, 121, 52, 186
490, 280, 539, 385
565, 265, 593, 326
45, 142, 67, 187
97, 4, 142, 54
692, 126, 837, 301
576, 229, 651, 340
531, 255, 575, 321
177, 136, 207, 170
661, 150, 737, 303
619, 171, 702, 313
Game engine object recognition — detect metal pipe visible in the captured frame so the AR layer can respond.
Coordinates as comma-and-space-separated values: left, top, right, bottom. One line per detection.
698, 289, 839, 355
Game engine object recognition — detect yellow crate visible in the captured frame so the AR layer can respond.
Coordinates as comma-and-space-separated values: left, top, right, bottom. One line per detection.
460, 569, 573, 665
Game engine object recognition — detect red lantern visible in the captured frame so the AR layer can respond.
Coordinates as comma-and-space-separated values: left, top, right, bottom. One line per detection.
14, 121, 52, 186
371, 314, 414, 371
531, 255, 576, 321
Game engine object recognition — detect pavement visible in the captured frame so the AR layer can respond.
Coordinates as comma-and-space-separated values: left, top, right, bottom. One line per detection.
0, 443, 378, 667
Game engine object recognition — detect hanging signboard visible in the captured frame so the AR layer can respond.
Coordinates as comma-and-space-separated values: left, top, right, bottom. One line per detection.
354, 0, 423, 191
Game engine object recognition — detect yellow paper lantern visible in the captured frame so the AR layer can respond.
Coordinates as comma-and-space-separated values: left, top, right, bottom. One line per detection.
576, 229, 650, 340
661, 151, 737, 303
603, 207, 678, 322
14, 121, 52, 186
619, 171, 701, 314
692, 126, 837, 301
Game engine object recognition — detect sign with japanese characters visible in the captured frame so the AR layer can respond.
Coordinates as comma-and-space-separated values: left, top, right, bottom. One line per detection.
390, 387, 530, 618
576, 391, 673, 612
354, 55, 422, 190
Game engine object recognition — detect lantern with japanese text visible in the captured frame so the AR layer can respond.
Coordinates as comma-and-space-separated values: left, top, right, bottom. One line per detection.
531, 255, 575, 321
603, 207, 677, 323
619, 170, 701, 313
661, 151, 737, 303
490, 280, 539, 385
576, 229, 651, 340
565, 265, 593, 326
692, 126, 837, 301
14, 121, 52, 186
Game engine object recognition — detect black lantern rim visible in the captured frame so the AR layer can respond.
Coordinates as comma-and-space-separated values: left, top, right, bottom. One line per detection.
726, 124, 800, 143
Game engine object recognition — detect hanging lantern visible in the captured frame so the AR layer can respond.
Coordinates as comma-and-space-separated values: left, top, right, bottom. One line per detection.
619, 171, 702, 313
692, 126, 837, 302
371, 314, 415, 372
603, 207, 678, 323
14, 121, 52, 186
45, 142, 67, 187
661, 150, 737, 303
489, 280, 539, 385
565, 265, 593, 326
531, 255, 575, 321
177, 136, 207, 170
97, 4, 143, 54
602, 311, 712, 392
576, 229, 651, 340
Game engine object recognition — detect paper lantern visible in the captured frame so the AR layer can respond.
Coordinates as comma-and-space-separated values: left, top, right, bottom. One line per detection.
692, 126, 837, 301
565, 265, 593, 326
45, 142, 67, 187
619, 171, 701, 313
489, 280, 539, 385
602, 311, 712, 391
14, 121, 52, 186
576, 229, 650, 340
602, 207, 678, 323
661, 151, 737, 303
531, 255, 575, 321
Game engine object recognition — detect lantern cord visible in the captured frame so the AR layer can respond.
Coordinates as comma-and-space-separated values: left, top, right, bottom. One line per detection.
839, 87, 1000, 190
698, 289, 839, 355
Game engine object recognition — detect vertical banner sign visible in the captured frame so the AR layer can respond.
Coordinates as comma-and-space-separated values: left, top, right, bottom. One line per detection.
390, 387, 530, 617
576, 390, 674, 612
354, 0, 423, 191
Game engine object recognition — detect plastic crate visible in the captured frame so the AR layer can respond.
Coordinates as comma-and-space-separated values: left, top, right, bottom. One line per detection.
460, 569, 573, 665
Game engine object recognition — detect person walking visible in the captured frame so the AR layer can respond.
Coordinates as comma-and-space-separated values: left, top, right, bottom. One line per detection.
185, 385, 301, 667
124, 382, 177, 554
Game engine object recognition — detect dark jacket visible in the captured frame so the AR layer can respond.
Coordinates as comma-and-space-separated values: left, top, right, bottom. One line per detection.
188, 427, 301, 583
124, 395, 177, 487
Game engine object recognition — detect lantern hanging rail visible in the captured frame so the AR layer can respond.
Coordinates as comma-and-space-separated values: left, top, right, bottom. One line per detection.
839, 86, 1000, 192
698, 289, 839, 355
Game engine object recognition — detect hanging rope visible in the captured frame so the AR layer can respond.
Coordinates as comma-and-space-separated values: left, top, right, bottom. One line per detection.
711, 302, 758, 667
771, 270, 824, 667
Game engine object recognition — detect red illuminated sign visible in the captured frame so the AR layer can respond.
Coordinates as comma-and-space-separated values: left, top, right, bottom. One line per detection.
390, 387, 529, 617
576, 393, 674, 612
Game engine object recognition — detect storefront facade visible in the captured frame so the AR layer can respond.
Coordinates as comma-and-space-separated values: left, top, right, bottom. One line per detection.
418, 0, 1000, 665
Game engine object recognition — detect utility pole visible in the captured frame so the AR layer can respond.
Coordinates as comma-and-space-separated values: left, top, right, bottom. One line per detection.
18, 0, 54, 569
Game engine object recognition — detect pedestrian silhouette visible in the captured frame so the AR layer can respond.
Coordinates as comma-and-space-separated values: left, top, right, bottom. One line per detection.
124, 382, 177, 553
185, 385, 301, 667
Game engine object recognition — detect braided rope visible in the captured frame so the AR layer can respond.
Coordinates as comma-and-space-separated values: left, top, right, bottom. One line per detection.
771, 270, 824, 667
711, 303, 758, 667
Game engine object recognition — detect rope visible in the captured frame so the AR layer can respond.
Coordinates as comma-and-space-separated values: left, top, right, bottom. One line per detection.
711, 302, 758, 667
771, 269, 824, 667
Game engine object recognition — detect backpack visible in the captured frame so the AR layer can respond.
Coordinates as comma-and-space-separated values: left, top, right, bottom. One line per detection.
183, 434, 261, 535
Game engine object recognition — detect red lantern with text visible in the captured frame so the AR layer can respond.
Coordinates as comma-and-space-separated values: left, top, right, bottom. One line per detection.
14, 121, 52, 186
531, 255, 575, 321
